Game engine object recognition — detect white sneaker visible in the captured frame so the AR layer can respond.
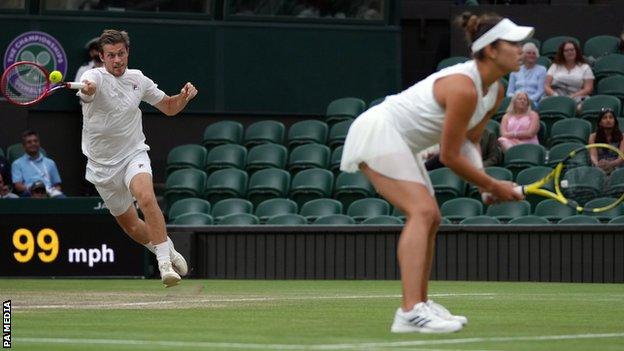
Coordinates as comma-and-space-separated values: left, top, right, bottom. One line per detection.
159, 262, 181, 288
390, 302, 463, 333
427, 299, 468, 325
170, 247, 188, 277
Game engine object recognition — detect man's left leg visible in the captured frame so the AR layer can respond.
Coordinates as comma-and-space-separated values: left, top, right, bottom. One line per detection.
129, 172, 186, 286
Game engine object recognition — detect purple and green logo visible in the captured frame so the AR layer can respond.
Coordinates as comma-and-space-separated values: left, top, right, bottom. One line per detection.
3, 31, 68, 76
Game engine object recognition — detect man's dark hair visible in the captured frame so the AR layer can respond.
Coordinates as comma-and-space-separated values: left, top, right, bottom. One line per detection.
21, 130, 38, 143
98, 29, 130, 52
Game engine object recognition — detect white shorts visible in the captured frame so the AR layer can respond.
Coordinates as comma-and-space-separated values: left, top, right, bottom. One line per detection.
86, 151, 153, 216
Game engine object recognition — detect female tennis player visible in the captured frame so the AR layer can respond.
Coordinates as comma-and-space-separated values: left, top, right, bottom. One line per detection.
341, 13, 530, 333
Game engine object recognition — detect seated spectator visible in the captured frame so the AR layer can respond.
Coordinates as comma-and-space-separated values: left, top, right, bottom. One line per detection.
0, 173, 18, 199
11, 130, 65, 198
506, 42, 546, 106
0, 154, 10, 189
424, 128, 502, 170
73, 37, 103, 82
589, 109, 624, 175
544, 41, 594, 110
498, 92, 540, 152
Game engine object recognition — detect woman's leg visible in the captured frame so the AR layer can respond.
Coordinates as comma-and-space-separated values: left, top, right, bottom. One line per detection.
360, 163, 440, 311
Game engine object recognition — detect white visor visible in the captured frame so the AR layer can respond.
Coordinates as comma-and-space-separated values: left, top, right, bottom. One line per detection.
471, 18, 534, 54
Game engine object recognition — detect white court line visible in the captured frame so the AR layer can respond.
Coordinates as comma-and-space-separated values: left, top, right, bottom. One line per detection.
14, 293, 496, 309
17, 333, 624, 350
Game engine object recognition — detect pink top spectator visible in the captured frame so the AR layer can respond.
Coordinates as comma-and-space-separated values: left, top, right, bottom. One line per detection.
498, 91, 540, 151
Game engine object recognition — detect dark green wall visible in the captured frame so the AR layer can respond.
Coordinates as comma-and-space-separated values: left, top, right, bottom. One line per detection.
0, 15, 401, 114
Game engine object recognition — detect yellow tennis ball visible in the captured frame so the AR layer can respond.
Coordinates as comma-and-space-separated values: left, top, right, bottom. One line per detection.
49, 70, 63, 83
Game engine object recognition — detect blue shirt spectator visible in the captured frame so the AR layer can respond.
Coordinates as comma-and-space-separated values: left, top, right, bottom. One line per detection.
11, 130, 65, 197
506, 42, 547, 106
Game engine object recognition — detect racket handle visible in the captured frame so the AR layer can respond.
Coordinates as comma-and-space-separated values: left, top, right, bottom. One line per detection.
65, 82, 85, 89
481, 185, 524, 203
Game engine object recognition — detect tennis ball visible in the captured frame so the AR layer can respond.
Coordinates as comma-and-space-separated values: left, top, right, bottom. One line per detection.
49, 70, 63, 84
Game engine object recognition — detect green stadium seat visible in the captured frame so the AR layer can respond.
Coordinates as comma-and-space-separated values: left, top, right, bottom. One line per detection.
313, 214, 355, 225
584, 35, 620, 60
548, 119, 591, 146
534, 199, 577, 222
429, 167, 467, 206
486, 119, 501, 138
485, 200, 531, 222
440, 197, 483, 223
583, 197, 623, 222
218, 213, 259, 225
596, 75, 624, 100
605, 168, 624, 198
538, 120, 548, 145
287, 120, 329, 150
536, 56, 552, 69
436, 56, 470, 71
164, 169, 207, 211
166, 144, 207, 176
493, 96, 511, 120
541, 36, 580, 58
557, 215, 601, 224
327, 120, 352, 150
243, 120, 285, 148
167, 198, 211, 222
289, 168, 334, 208
347, 198, 390, 223
593, 54, 624, 82
508, 215, 551, 225
7, 143, 47, 165
515, 166, 554, 211
333, 171, 375, 210
245, 143, 288, 174
254, 198, 298, 223
361, 215, 403, 225
172, 212, 213, 225
204, 168, 248, 204
392, 207, 405, 221
440, 217, 452, 224
546, 142, 587, 169
211, 198, 253, 223
202, 121, 243, 149
607, 215, 624, 224
325, 97, 366, 126
205, 144, 247, 174
579, 95, 621, 127
503, 144, 546, 178
469, 167, 513, 200
266, 213, 308, 225
499, 77, 508, 92
537, 96, 576, 131
368, 97, 385, 108
288, 143, 330, 174
562, 166, 606, 206
330, 146, 343, 173
459, 216, 501, 225
246, 168, 290, 207
299, 198, 343, 223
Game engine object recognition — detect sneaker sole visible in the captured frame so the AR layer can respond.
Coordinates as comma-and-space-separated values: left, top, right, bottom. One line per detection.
162, 274, 181, 288
391, 323, 463, 334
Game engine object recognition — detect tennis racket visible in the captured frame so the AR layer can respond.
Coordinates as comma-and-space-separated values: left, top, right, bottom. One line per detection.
1, 61, 84, 106
484, 143, 624, 213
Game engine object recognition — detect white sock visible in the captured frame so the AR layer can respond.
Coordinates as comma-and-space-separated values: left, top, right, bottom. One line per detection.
143, 242, 156, 254
154, 241, 170, 265
167, 237, 176, 256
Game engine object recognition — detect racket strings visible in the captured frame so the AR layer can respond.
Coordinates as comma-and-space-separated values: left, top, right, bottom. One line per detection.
1, 63, 47, 105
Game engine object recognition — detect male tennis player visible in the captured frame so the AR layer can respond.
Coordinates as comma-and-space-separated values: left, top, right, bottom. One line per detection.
77, 29, 198, 287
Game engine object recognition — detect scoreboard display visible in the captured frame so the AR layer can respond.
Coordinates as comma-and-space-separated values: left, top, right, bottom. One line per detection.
0, 198, 146, 277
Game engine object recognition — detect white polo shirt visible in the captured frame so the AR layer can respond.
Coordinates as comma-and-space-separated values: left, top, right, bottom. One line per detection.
77, 67, 165, 169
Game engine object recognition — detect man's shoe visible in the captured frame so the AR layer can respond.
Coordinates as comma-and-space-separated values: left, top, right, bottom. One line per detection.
390, 302, 463, 334
159, 262, 181, 288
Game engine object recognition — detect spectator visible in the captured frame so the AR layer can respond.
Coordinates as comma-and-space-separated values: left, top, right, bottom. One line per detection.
506, 42, 546, 106
0, 173, 18, 199
0, 153, 10, 189
11, 130, 65, 198
425, 128, 503, 170
74, 37, 103, 82
29, 180, 48, 199
544, 41, 594, 111
497, 91, 540, 151
589, 109, 624, 175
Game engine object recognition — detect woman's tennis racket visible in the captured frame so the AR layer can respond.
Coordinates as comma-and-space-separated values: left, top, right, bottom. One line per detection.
1, 61, 84, 106
484, 143, 624, 213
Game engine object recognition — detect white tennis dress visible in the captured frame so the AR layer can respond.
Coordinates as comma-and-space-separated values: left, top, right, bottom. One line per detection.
340, 60, 499, 194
